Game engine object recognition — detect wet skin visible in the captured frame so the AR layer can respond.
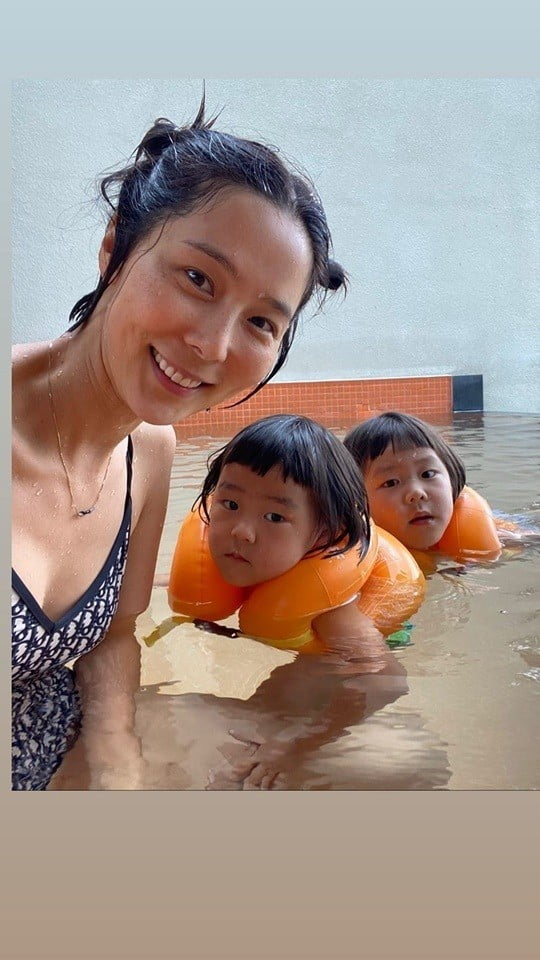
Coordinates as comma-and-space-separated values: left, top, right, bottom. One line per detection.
363, 445, 454, 550
95, 188, 314, 426
208, 462, 322, 588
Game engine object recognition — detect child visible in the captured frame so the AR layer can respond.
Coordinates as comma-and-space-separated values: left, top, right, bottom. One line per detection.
168, 413, 424, 656
166, 414, 413, 788
344, 411, 507, 562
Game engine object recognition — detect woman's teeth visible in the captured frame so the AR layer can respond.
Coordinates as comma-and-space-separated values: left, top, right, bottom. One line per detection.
153, 350, 201, 388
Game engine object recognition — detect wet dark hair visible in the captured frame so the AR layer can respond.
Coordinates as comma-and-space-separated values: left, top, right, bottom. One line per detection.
344, 411, 466, 502
198, 414, 370, 559
69, 96, 347, 402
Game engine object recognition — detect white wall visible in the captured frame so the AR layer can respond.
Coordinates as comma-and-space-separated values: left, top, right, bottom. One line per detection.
12, 79, 540, 413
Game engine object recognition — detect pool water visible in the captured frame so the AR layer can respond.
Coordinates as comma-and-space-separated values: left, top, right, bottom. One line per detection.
136, 413, 540, 790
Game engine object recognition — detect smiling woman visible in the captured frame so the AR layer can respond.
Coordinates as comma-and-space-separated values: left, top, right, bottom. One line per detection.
96, 190, 313, 426
11, 97, 347, 791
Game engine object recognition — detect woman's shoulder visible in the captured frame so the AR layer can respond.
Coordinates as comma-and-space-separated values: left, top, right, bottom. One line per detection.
12, 340, 39, 358
12, 340, 47, 372
128, 423, 176, 522
130, 422, 176, 476
12, 342, 50, 421
131, 422, 176, 453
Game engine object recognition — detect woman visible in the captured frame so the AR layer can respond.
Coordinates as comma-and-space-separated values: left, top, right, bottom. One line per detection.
11, 100, 346, 790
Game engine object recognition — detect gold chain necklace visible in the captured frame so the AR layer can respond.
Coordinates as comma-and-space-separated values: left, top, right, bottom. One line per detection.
47, 343, 113, 518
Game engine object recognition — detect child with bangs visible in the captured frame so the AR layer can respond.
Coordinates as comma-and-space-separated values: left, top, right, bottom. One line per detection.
344, 411, 532, 566
159, 414, 413, 789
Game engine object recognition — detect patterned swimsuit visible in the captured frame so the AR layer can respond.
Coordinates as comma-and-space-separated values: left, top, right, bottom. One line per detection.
11, 437, 133, 790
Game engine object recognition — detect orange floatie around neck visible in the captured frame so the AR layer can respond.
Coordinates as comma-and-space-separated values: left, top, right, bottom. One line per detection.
168, 509, 379, 648
168, 509, 426, 650
434, 485, 502, 561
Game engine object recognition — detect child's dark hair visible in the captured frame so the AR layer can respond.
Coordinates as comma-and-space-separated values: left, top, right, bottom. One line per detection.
199, 414, 371, 559
69, 95, 347, 402
344, 411, 466, 502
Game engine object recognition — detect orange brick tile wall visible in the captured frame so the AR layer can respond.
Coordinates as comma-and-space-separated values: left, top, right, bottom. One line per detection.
174, 376, 453, 439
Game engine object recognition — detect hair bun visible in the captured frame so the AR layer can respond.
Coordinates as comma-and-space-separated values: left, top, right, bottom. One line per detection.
327, 259, 347, 291
135, 118, 181, 163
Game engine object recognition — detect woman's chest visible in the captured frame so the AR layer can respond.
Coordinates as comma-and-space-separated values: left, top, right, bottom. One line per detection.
12, 462, 129, 624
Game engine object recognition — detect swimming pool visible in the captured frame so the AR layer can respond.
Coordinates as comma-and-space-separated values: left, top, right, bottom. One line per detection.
136, 412, 539, 790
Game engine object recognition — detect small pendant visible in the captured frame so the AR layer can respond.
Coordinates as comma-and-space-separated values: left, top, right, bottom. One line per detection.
77, 507, 95, 517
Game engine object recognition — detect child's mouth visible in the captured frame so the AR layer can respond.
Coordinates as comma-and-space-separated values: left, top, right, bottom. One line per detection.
409, 514, 434, 525
225, 552, 249, 563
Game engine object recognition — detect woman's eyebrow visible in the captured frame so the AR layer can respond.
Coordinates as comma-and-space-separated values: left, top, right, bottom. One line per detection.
186, 240, 240, 278
257, 293, 293, 323
185, 240, 293, 321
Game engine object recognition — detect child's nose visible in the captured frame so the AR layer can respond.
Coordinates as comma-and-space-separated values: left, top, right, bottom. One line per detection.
405, 483, 427, 503
231, 518, 256, 543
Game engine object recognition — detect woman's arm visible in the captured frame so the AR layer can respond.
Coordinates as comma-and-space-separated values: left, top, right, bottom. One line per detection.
48, 613, 143, 790
49, 425, 176, 790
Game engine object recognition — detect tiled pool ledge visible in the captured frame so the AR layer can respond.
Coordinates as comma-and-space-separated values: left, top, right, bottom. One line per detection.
174, 374, 482, 439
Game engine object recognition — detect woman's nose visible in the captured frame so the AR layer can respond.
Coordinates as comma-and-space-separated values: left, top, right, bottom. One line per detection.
184, 314, 235, 364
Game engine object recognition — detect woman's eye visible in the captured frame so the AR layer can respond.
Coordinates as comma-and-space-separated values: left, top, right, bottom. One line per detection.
249, 316, 277, 335
265, 512, 285, 523
185, 269, 212, 293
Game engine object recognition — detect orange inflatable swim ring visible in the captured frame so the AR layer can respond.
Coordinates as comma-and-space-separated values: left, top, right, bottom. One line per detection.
434, 485, 501, 561
405, 486, 503, 574
168, 510, 425, 651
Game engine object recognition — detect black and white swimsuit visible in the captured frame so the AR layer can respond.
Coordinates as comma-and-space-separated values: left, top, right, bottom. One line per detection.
11, 437, 133, 790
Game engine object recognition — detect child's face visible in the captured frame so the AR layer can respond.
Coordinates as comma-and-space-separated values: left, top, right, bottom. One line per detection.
363, 444, 454, 550
208, 462, 322, 587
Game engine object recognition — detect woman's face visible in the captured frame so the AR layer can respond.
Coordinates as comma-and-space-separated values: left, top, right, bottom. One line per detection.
96, 188, 313, 424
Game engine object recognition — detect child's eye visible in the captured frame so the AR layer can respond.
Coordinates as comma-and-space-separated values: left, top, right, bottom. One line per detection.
381, 478, 399, 488
222, 499, 239, 511
185, 268, 213, 294
422, 470, 437, 479
264, 511, 285, 523
248, 316, 277, 336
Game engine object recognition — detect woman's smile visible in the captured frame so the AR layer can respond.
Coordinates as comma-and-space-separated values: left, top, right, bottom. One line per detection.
98, 188, 313, 425
150, 347, 206, 394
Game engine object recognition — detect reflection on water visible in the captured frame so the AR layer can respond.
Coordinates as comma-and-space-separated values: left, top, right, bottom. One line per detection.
137, 413, 540, 790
